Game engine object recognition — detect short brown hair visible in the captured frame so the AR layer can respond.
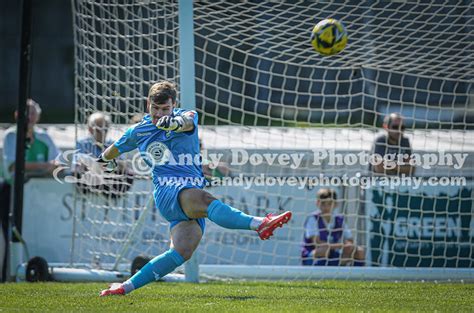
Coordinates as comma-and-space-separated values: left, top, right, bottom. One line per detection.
148, 81, 177, 104
317, 188, 337, 201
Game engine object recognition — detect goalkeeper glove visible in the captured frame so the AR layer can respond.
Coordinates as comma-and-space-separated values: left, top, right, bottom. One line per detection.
96, 154, 118, 172
155, 115, 184, 131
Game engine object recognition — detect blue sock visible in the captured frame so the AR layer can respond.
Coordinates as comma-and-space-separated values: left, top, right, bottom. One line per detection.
124, 248, 185, 292
207, 199, 253, 230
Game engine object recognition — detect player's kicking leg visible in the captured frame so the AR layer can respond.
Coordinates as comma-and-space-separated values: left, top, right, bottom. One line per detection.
179, 188, 292, 240
100, 188, 291, 296
100, 220, 202, 296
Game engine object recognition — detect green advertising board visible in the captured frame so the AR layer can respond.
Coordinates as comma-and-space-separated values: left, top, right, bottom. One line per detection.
367, 181, 473, 267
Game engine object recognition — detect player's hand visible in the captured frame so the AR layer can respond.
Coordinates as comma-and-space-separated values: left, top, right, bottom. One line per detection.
155, 115, 183, 131
96, 154, 118, 173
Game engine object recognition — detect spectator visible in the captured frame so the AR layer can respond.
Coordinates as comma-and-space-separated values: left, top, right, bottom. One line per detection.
74, 112, 115, 170
73, 112, 133, 196
2, 99, 60, 183
371, 113, 415, 175
199, 138, 231, 180
1, 99, 60, 281
301, 188, 365, 266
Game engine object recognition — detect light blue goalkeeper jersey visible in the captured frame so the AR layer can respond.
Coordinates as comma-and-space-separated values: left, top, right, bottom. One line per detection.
114, 109, 204, 186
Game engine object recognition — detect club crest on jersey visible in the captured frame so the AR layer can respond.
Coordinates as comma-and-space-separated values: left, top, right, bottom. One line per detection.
144, 141, 171, 166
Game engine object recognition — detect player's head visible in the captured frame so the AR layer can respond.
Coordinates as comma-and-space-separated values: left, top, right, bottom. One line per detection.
383, 113, 405, 141
87, 112, 111, 144
15, 99, 42, 129
316, 188, 337, 214
147, 81, 177, 124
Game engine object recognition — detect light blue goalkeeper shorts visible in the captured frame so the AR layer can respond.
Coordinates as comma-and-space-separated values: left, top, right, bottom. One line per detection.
153, 180, 206, 233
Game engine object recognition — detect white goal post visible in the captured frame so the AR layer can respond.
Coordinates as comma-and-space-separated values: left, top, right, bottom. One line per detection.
40, 0, 474, 282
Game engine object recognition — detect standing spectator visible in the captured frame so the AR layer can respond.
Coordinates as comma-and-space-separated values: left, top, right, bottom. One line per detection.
199, 138, 231, 181
1, 99, 60, 281
301, 188, 365, 266
371, 113, 415, 175
2, 99, 60, 182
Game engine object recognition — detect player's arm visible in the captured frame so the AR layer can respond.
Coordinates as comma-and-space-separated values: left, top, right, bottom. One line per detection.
96, 126, 137, 171
95, 145, 119, 172
177, 113, 195, 132
102, 145, 121, 160
156, 112, 195, 133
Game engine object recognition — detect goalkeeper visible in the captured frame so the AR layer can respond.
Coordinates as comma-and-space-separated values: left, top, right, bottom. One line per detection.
99, 81, 292, 296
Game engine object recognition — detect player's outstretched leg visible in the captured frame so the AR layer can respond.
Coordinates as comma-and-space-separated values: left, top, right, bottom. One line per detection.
180, 189, 292, 240
100, 220, 201, 296
100, 248, 185, 297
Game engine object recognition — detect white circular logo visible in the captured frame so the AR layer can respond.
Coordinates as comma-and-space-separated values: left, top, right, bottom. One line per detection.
144, 141, 171, 166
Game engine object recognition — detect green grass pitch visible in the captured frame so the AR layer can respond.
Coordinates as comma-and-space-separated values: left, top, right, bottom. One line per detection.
0, 281, 472, 312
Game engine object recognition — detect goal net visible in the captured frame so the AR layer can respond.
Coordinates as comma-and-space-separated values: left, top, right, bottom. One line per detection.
70, 0, 474, 281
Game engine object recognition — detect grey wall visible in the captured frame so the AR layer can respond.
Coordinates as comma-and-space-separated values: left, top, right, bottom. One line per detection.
0, 0, 74, 123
